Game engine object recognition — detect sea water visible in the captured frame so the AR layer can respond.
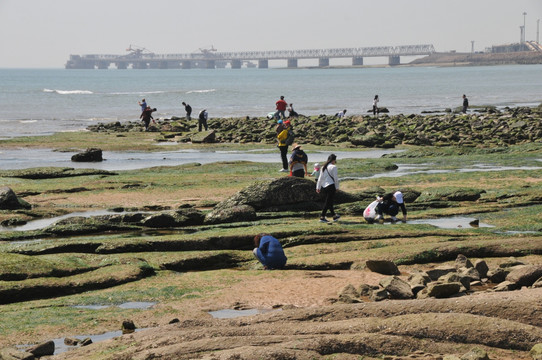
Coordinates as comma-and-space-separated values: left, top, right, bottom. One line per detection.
1, 65, 542, 138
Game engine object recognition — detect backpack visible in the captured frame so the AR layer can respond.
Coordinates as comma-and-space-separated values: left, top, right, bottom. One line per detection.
292, 149, 308, 165
285, 129, 295, 146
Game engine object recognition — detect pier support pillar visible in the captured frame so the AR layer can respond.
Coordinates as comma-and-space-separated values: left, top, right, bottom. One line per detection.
287, 58, 298, 68
231, 59, 242, 69
318, 58, 330, 67
167, 61, 181, 69
181, 61, 192, 69
97, 61, 109, 69
205, 60, 216, 69
388, 56, 400, 66
352, 57, 364, 66
133, 62, 148, 69
258, 59, 268, 68
116, 62, 127, 69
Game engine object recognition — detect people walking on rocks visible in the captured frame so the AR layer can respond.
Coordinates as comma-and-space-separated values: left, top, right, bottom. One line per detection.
140, 106, 156, 131
275, 96, 288, 120
316, 154, 340, 223
288, 103, 298, 118
182, 102, 192, 121
462, 94, 469, 113
289, 143, 308, 178
277, 120, 291, 172
198, 109, 208, 131
253, 233, 287, 270
373, 95, 379, 116
374, 190, 407, 223
311, 163, 321, 180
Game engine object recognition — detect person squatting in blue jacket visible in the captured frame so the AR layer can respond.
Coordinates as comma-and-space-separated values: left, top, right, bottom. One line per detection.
253, 234, 287, 270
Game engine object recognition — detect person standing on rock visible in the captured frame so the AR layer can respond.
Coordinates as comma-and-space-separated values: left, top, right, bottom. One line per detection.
275, 96, 288, 120
316, 154, 340, 223
253, 233, 287, 270
372, 95, 379, 116
140, 106, 156, 131
138, 98, 147, 114
182, 102, 192, 121
277, 120, 291, 172
462, 94, 469, 113
198, 109, 208, 132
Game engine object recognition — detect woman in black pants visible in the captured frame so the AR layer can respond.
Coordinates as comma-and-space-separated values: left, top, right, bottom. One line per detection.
316, 154, 340, 223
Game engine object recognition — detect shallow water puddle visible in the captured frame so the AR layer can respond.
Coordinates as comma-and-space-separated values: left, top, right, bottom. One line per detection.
0, 210, 117, 232
72, 302, 156, 310
208, 308, 281, 319
407, 217, 494, 229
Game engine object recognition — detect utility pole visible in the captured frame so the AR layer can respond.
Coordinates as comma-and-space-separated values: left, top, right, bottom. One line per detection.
523, 12, 527, 42
471, 41, 475, 53
537, 19, 540, 44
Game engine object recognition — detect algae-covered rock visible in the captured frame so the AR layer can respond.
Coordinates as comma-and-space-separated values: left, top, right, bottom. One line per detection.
0, 187, 31, 210
210, 177, 359, 217
142, 209, 205, 228
0, 167, 116, 179
71, 148, 103, 162
205, 204, 257, 224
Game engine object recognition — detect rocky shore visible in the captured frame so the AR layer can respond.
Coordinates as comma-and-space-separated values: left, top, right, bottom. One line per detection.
1, 106, 541, 359
87, 105, 542, 148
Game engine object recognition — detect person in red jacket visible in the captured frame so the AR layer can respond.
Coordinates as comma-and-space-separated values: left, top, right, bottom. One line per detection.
274, 96, 287, 120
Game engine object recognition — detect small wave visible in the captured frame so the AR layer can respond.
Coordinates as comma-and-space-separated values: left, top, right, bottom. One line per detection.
19, 120, 37, 123
43, 89, 93, 95
186, 89, 216, 94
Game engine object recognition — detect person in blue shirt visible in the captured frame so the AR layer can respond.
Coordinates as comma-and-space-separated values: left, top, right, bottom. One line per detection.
253, 234, 287, 270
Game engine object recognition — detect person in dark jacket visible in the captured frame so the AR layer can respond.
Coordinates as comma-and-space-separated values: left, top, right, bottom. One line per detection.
182, 102, 192, 120
140, 106, 156, 131
198, 109, 208, 131
253, 234, 287, 270
462, 94, 469, 113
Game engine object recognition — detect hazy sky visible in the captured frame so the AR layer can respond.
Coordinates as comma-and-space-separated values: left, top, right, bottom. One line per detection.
1, 0, 541, 68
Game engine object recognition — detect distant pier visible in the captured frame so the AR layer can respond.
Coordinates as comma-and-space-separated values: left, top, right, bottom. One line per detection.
65, 45, 436, 69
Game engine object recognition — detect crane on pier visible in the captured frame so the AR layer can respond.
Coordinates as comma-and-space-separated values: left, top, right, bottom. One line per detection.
198, 45, 217, 58
125, 44, 153, 57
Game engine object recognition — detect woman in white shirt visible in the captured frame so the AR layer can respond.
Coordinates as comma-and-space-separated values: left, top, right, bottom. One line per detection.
316, 154, 340, 223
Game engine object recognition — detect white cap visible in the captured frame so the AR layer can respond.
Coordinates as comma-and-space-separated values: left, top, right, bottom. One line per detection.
393, 191, 404, 204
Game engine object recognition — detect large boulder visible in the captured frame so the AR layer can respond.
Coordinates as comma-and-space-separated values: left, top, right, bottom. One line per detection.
191, 130, 216, 143
0, 187, 31, 210
417, 282, 461, 299
71, 148, 103, 162
506, 265, 542, 287
365, 260, 400, 275
209, 177, 359, 215
379, 276, 414, 299
26, 341, 54, 357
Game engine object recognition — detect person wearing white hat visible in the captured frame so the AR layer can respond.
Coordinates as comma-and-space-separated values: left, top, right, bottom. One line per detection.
374, 190, 407, 223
